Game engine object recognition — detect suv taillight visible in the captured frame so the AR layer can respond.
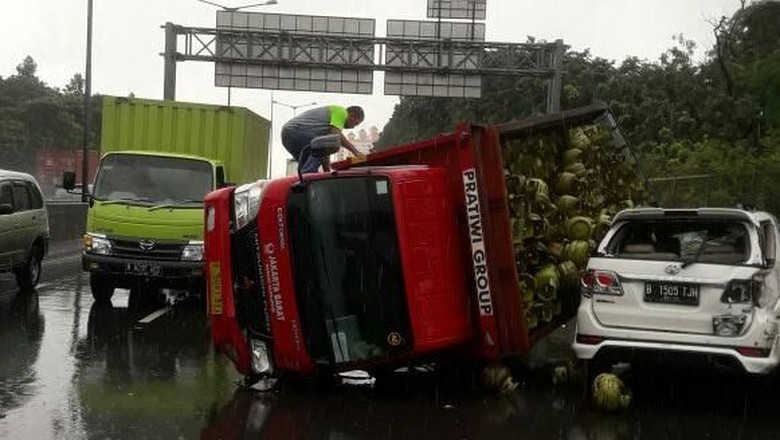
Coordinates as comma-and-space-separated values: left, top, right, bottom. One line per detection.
721, 279, 762, 306
581, 269, 624, 298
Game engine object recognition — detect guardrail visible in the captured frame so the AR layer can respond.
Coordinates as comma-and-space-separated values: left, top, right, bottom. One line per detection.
46, 202, 88, 242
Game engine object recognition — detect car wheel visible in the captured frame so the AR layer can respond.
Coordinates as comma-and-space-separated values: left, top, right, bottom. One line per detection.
90, 273, 115, 303
15, 245, 42, 290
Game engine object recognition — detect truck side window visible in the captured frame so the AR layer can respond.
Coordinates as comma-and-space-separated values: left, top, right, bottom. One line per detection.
12, 182, 32, 212
216, 166, 225, 188
760, 221, 776, 267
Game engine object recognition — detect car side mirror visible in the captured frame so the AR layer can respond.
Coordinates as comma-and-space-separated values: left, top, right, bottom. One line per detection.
0, 204, 13, 215
62, 171, 76, 191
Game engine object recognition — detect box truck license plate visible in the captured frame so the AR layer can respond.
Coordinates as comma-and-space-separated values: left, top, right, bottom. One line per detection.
125, 262, 162, 276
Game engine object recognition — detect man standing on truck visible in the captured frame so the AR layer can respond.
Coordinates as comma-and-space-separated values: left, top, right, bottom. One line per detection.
281, 105, 366, 173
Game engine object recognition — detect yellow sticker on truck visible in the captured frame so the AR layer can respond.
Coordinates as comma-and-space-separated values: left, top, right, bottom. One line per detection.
209, 262, 223, 315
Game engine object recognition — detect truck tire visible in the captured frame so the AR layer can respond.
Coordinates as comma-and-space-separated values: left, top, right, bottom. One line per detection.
15, 244, 43, 290
90, 273, 115, 303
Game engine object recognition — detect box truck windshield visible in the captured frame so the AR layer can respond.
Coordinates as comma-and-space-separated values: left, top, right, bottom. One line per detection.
93, 154, 213, 207
287, 176, 412, 365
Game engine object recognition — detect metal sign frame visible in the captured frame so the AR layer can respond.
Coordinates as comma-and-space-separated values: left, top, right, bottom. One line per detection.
214, 12, 376, 94
426, 0, 487, 20
162, 22, 565, 109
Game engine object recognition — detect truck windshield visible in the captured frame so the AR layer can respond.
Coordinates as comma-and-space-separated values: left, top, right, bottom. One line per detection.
93, 154, 212, 206
287, 176, 412, 366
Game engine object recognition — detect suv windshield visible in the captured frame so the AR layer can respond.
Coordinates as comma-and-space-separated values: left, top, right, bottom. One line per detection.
93, 154, 213, 206
605, 219, 751, 265
287, 176, 411, 366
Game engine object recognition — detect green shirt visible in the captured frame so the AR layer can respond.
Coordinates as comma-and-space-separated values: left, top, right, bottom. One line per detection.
282, 105, 348, 137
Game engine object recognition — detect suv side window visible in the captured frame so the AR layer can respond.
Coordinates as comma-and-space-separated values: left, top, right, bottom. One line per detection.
760, 220, 776, 267
12, 182, 32, 212
0, 181, 13, 209
27, 182, 44, 209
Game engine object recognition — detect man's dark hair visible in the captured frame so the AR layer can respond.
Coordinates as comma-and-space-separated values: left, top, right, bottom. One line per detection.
347, 106, 365, 121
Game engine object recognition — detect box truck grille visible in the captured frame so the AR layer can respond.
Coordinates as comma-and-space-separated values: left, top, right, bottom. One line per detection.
111, 238, 185, 261
231, 219, 272, 338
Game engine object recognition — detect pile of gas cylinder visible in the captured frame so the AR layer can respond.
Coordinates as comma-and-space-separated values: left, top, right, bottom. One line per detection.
501, 124, 646, 330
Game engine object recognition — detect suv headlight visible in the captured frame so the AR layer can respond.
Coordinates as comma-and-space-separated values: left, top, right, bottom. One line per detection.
181, 241, 204, 261
84, 233, 112, 255
234, 181, 268, 231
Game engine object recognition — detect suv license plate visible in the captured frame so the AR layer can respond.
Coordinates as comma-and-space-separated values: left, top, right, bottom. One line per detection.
644, 282, 700, 306
125, 262, 162, 277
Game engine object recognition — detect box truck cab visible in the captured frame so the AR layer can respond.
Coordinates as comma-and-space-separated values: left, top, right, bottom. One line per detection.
72, 97, 269, 303
205, 104, 645, 382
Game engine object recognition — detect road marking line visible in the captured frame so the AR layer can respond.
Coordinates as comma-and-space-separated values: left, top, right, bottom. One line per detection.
137, 306, 173, 325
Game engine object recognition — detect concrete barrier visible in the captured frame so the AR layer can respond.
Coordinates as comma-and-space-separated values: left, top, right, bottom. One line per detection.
46, 202, 88, 242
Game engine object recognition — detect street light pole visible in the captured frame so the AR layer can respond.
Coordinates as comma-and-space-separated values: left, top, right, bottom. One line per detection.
82, 0, 93, 202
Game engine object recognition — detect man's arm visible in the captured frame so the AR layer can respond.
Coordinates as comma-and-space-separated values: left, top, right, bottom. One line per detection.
329, 126, 365, 158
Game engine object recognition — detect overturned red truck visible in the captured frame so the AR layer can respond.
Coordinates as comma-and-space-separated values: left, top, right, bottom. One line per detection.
205, 103, 647, 383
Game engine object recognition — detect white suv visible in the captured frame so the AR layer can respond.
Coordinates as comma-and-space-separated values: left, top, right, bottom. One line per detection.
0, 169, 50, 289
573, 208, 780, 375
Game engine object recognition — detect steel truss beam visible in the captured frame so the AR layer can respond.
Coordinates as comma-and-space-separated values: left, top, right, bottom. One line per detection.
169, 24, 563, 77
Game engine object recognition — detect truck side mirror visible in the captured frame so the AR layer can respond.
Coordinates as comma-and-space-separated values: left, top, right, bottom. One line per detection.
0, 203, 13, 215
62, 171, 76, 191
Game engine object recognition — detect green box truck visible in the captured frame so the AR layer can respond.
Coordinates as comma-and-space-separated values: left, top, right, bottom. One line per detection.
72, 96, 269, 304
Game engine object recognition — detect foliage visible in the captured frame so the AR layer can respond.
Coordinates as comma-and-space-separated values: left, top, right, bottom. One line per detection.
376, 1, 780, 213
0, 57, 100, 174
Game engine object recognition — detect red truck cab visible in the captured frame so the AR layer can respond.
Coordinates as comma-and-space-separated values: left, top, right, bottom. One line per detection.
205, 123, 527, 381
206, 104, 629, 382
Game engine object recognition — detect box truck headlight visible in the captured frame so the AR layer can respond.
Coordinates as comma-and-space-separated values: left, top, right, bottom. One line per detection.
234, 181, 267, 230
181, 241, 204, 261
85, 234, 112, 255
250, 339, 273, 375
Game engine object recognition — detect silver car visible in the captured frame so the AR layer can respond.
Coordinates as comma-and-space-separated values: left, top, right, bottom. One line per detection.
0, 170, 50, 289
573, 208, 780, 375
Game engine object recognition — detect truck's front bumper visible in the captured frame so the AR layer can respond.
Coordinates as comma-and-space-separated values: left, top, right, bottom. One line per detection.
82, 253, 204, 283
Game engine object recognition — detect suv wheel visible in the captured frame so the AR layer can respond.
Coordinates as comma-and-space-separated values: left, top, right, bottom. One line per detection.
15, 245, 42, 289
90, 273, 115, 303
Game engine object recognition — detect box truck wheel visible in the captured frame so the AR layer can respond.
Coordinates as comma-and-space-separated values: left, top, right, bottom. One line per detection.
90, 273, 115, 303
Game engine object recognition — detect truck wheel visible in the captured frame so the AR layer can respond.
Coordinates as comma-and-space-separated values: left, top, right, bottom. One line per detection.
90, 274, 115, 303
15, 245, 43, 290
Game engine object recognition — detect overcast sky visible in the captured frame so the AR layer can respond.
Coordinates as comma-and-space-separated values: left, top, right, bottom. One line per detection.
2, 0, 740, 177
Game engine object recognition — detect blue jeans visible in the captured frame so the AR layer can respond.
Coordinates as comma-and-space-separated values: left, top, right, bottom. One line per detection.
281, 127, 323, 173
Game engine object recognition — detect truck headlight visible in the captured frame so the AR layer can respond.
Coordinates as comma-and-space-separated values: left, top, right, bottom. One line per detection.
85, 234, 112, 255
181, 241, 204, 261
234, 181, 267, 231
250, 339, 274, 375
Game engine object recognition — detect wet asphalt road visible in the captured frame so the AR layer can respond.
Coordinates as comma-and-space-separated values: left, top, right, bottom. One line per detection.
3, 247, 780, 439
